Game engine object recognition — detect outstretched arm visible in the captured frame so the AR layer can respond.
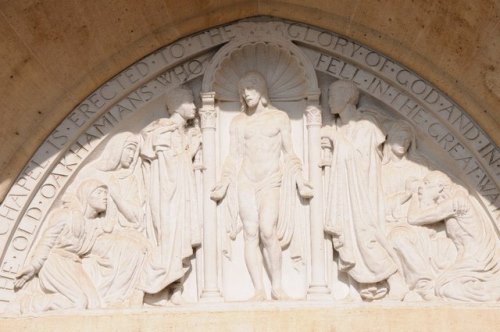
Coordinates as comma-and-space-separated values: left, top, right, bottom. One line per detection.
15, 212, 67, 289
407, 193, 456, 226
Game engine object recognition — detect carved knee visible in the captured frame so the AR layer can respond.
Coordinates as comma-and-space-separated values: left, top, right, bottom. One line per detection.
259, 228, 276, 246
243, 224, 259, 242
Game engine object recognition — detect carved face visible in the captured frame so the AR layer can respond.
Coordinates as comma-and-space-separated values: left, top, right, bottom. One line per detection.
239, 72, 268, 109
87, 186, 108, 213
241, 87, 261, 108
176, 102, 197, 120
328, 88, 351, 114
388, 129, 411, 157
120, 144, 137, 169
418, 178, 443, 202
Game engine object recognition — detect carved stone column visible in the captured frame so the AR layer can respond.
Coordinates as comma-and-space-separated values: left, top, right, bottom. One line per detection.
199, 92, 222, 301
305, 90, 331, 299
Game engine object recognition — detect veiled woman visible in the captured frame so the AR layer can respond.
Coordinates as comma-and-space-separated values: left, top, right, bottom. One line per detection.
381, 121, 456, 300
15, 180, 109, 313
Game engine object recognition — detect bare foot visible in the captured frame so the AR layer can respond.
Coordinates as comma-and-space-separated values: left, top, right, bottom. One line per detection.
248, 290, 266, 301
271, 288, 291, 300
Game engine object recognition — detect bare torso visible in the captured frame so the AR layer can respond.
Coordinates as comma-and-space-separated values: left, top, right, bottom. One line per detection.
234, 109, 287, 182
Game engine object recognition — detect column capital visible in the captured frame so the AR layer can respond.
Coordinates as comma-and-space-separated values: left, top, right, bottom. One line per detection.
199, 92, 217, 129
306, 89, 322, 126
306, 105, 322, 126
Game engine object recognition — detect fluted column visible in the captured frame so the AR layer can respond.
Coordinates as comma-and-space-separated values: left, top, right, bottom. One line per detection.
305, 90, 331, 299
199, 91, 222, 301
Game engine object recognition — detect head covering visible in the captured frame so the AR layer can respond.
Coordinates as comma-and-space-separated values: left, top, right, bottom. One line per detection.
382, 120, 423, 165
98, 132, 140, 176
77, 178, 107, 211
164, 87, 194, 115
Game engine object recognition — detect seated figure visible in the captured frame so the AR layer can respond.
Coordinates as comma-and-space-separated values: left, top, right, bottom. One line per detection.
15, 180, 110, 312
381, 121, 456, 300
407, 171, 500, 302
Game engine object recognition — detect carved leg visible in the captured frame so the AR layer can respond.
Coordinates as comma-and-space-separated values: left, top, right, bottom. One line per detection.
243, 223, 265, 299
239, 183, 265, 300
259, 188, 289, 300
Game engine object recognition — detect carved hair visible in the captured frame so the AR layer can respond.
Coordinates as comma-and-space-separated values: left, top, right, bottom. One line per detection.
238, 71, 269, 112
382, 120, 420, 164
165, 86, 194, 115
328, 79, 360, 106
424, 170, 452, 188
77, 179, 107, 210
74, 179, 108, 236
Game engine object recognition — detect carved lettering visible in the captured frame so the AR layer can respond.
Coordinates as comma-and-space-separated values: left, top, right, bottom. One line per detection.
50, 128, 69, 146
12, 235, 28, 252
25, 207, 42, 222
0, 204, 18, 221
479, 143, 500, 168
99, 82, 117, 101
40, 183, 57, 199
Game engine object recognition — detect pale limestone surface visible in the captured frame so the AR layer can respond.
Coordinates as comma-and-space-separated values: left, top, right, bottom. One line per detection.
0, 14, 498, 331
0, 0, 499, 202
0, 303, 499, 332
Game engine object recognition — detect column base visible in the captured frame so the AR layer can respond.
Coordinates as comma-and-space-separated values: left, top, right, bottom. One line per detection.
307, 284, 332, 301
200, 289, 223, 302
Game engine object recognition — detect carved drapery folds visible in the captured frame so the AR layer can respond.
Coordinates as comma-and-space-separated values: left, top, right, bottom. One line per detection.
2, 19, 499, 314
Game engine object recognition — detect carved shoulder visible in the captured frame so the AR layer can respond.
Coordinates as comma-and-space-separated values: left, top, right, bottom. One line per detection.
230, 113, 246, 130
270, 109, 291, 128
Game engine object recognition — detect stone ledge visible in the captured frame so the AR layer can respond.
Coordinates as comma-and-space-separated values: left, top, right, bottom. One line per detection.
1, 302, 499, 332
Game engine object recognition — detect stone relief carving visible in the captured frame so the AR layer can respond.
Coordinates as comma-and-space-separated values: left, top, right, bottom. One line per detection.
210, 71, 312, 301
139, 86, 202, 305
2, 18, 499, 314
321, 80, 408, 301
407, 171, 500, 302
15, 179, 147, 313
381, 122, 457, 300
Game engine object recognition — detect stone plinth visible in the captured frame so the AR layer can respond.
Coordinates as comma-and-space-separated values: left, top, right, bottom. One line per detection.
1, 303, 498, 332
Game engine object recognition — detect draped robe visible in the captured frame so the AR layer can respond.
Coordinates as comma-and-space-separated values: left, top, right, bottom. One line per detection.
325, 116, 398, 283
140, 118, 201, 292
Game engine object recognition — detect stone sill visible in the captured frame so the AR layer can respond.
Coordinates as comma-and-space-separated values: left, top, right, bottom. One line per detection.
1, 302, 499, 331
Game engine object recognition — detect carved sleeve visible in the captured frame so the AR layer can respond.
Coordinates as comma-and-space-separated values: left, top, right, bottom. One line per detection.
29, 212, 68, 272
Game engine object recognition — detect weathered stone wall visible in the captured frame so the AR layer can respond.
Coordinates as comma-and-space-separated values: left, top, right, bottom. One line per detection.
0, 0, 498, 202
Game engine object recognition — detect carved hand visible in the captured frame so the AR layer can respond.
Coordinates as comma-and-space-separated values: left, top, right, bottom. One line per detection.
14, 265, 36, 289
297, 181, 314, 199
321, 136, 332, 150
210, 181, 230, 201
452, 194, 469, 216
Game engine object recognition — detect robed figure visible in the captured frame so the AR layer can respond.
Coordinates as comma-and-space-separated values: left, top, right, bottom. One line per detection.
140, 87, 202, 302
321, 80, 407, 301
